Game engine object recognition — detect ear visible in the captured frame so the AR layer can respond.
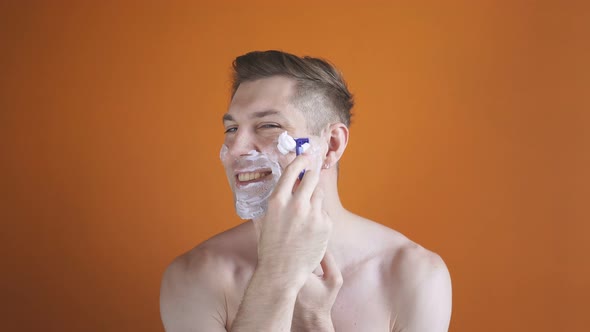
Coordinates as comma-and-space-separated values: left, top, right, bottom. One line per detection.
324, 123, 349, 167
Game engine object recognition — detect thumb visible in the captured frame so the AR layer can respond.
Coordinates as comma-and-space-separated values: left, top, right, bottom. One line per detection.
320, 250, 343, 287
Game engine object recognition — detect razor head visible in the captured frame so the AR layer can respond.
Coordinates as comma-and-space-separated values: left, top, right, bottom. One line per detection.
294, 138, 310, 156
294, 138, 310, 180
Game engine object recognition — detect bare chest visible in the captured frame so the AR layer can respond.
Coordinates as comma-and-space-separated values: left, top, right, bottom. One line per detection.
330, 265, 394, 332
226, 264, 394, 331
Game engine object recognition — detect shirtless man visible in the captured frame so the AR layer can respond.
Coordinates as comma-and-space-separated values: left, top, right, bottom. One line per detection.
160, 50, 452, 331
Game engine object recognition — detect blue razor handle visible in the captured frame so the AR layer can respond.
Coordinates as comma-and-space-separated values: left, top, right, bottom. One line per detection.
295, 138, 310, 180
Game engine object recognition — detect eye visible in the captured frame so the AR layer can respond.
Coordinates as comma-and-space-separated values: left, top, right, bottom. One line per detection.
259, 123, 281, 129
224, 127, 237, 134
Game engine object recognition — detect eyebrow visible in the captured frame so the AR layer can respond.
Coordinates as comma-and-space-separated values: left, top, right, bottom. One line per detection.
222, 110, 281, 123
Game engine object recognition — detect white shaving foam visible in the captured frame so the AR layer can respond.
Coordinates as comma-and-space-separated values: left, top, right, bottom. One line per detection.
277, 131, 296, 155
220, 144, 282, 220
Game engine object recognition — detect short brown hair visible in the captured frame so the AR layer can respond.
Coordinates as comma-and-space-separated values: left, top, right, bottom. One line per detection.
231, 50, 354, 133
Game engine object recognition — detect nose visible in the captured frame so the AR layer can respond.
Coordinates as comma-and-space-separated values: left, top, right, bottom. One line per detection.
227, 128, 259, 157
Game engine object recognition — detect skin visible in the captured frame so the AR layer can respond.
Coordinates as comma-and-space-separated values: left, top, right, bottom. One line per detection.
160, 76, 452, 331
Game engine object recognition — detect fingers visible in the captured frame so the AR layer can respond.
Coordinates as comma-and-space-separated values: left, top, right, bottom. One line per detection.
273, 151, 322, 200
319, 250, 343, 287
272, 154, 311, 199
294, 154, 322, 199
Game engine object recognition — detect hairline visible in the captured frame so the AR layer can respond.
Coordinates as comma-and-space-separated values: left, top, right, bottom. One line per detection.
231, 75, 341, 135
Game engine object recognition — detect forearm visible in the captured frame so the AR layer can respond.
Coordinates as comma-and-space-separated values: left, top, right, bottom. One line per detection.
230, 268, 303, 332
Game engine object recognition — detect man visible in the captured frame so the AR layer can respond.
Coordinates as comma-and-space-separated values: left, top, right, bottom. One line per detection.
160, 50, 452, 331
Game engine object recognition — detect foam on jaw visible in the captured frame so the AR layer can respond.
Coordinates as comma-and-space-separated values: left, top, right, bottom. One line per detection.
219, 144, 282, 220
219, 130, 315, 220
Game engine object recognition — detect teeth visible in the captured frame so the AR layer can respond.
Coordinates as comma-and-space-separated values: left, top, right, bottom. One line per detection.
238, 172, 270, 182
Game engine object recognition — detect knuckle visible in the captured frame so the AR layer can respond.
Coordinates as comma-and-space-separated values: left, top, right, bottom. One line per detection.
285, 156, 307, 173
290, 200, 302, 211
284, 157, 300, 170
268, 193, 286, 209
290, 198, 308, 213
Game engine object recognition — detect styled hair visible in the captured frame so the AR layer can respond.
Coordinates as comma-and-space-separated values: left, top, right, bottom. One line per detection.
231, 50, 354, 133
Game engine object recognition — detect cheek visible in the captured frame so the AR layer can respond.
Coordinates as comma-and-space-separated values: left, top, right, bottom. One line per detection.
257, 144, 294, 170
219, 145, 234, 177
260, 135, 281, 151
219, 144, 229, 164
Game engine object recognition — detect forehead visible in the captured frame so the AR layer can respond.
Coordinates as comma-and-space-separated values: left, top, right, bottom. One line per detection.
228, 76, 299, 118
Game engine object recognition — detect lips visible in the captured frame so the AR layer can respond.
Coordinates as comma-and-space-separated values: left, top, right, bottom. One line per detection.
235, 170, 272, 183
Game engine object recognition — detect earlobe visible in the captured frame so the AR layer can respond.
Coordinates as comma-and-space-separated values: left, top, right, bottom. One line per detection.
324, 123, 349, 166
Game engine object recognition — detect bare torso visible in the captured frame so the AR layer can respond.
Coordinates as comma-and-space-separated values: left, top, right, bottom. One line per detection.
181, 214, 436, 331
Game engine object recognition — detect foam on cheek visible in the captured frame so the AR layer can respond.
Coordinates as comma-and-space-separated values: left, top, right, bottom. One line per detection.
219, 144, 234, 184
219, 144, 229, 161
277, 131, 315, 155
219, 144, 283, 220
275, 131, 325, 173
277, 131, 296, 155
244, 150, 260, 158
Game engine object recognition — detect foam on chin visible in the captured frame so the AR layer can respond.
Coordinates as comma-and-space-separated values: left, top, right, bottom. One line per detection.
220, 131, 325, 220
220, 144, 282, 220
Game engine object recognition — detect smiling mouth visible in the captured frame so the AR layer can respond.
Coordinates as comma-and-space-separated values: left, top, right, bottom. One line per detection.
236, 171, 272, 183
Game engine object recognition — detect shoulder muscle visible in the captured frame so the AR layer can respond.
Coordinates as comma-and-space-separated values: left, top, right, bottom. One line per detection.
160, 246, 229, 332
392, 245, 452, 332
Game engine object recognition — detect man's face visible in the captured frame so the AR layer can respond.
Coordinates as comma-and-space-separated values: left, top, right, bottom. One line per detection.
220, 76, 317, 219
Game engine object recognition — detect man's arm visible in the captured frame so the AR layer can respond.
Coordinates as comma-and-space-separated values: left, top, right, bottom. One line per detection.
229, 264, 302, 331
291, 251, 343, 332
160, 250, 228, 332
231, 152, 333, 331
394, 251, 453, 332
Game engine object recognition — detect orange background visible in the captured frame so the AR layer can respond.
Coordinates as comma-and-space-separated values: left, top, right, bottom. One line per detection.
1, 1, 589, 331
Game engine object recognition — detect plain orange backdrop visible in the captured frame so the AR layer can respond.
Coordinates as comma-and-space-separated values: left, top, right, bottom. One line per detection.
1, 1, 589, 331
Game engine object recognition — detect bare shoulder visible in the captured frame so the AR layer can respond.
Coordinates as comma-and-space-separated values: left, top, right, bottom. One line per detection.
159, 222, 257, 331
359, 218, 452, 331
163, 221, 256, 284
349, 216, 449, 285
390, 235, 450, 290
179, 221, 256, 268
392, 242, 452, 331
